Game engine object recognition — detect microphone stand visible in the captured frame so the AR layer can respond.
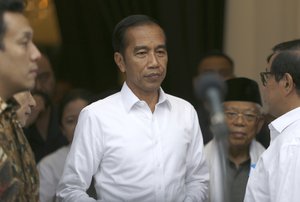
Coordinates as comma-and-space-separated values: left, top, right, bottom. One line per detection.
207, 90, 229, 202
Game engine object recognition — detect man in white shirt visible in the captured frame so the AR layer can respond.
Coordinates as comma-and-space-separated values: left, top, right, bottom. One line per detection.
56, 14, 209, 202
244, 39, 300, 202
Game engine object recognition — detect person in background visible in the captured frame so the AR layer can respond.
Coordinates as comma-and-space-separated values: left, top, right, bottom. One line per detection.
193, 50, 235, 145
193, 50, 270, 148
38, 89, 95, 202
204, 77, 265, 202
35, 54, 56, 99
194, 50, 235, 80
24, 54, 68, 162
0, 0, 41, 200
57, 14, 209, 201
244, 39, 300, 202
34, 54, 74, 104
25, 90, 50, 128
13, 91, 36, 127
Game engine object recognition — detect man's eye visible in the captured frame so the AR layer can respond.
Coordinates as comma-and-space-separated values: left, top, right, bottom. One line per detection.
156, 50, 166, 57
225, 112, 236, 116
244, 114, 256, 119
20, 41, 29, 47
136, 51, 146, 55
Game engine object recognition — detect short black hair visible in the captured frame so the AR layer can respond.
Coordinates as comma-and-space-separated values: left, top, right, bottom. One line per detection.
112, 14, 165, 55
271, 51, 300, 92
267, 39, 300, 62
269, 39, 300, 94
0, 0, 24, 50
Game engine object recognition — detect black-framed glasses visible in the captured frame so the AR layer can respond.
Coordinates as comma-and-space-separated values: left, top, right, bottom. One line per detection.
260, 71, 274, 86
224, 111, 259, 124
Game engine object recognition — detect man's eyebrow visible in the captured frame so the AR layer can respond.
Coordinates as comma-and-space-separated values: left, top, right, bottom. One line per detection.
156, 44, 167, 50
133, 44, 167, 52
19, 31, 33, 40
133, 45, 149, 52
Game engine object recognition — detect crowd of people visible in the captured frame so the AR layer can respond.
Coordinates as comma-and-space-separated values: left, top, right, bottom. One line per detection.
1, 0, 300, 202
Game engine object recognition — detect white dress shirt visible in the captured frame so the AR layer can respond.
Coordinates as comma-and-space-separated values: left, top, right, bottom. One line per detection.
56, 82, 209, 202
38, 146, 70, 202
244, 107, 300, 202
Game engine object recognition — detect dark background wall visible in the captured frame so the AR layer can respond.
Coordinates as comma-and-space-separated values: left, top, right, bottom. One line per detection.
51, 0, 225, 103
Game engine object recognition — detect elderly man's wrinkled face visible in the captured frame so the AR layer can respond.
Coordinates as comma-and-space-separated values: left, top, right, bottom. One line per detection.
223, 101, 264, 148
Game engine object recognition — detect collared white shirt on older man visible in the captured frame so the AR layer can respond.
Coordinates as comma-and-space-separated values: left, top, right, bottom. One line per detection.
244, 107, 300, 202
56, 82, 209, 202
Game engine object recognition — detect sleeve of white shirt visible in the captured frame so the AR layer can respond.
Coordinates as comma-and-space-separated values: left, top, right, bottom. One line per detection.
56, 108, 103, 202
184, 108, 209, 202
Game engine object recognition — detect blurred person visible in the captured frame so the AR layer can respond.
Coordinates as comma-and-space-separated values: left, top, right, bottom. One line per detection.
0, 0, 41, 201
13, 91, 36, 127
244, 39, 300, 202
57, 14, 209, 201
35, 54, 56, 98
195, 50, 235, 80
193, 50, 270, 148
204, 77, 265, 202
38, 89, 95, 202
24, 90, 67, 162
25, 54, 68, 163
193, 50, 235, 145
25, 90, 49, 128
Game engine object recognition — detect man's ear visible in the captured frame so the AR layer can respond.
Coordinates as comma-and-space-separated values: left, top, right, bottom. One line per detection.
281, 73, 294, 95
114, 52, 126, 73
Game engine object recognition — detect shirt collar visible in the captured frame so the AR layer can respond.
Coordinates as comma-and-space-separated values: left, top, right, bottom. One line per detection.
269, 107, 300, 141
120, 82, 171, 112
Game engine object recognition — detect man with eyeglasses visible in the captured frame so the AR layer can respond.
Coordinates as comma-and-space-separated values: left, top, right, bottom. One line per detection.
244, 39, 300, 202
204, 77, 266, 202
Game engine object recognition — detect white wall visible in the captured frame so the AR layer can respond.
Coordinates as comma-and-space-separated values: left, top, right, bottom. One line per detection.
224, 0, 300, 83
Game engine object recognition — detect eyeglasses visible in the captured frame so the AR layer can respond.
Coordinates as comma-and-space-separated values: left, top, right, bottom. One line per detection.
224, 111, 259, 124
260, 70, 274, 86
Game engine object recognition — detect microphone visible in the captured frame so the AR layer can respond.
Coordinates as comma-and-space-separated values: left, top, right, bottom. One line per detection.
194, 73, 229, 202
193, 73, 227, 138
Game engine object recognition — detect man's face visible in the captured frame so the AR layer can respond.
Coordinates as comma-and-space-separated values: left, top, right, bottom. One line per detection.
197, 56, 234, 80
0, 12, 41, 99
260, 54, 283, 117
223, 101, 263, 148
35, 55, 56, 97
114, 24, 167, 97
14, 91, 36, 127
